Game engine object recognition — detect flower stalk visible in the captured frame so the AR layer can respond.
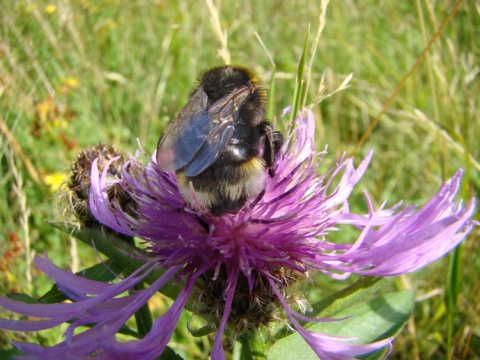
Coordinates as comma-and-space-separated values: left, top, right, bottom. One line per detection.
235, 329, 269, 360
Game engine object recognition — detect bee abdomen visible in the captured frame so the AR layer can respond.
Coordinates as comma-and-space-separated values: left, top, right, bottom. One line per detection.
176, 157, 266, 216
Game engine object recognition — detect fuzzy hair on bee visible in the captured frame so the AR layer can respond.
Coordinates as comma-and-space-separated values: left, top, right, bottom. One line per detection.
156, 65, 283, 216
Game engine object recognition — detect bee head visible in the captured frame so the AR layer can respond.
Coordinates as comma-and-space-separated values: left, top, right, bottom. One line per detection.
196, 65, 265, 104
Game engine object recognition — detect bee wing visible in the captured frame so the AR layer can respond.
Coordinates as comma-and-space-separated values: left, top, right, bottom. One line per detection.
156, 88, 210, 172
182, 86, 251, 176
181, 120, 234, 176
157, 86, 251, 177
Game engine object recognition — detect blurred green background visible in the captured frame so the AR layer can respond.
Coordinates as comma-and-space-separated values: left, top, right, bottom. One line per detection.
0, 0, 478, 359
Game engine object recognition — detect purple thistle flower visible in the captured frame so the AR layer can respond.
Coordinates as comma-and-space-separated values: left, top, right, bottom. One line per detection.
0, 109, 477, 360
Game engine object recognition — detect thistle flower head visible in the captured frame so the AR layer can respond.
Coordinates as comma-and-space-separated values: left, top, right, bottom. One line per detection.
60, 143, 134, 227
0, 110, 476, 360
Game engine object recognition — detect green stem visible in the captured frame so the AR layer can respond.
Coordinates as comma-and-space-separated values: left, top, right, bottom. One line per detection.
236, 330, 269, 360
445, 246, 462, 360
446, 311, 453, 360
132, 281, 153, 336
121, 237, 153, 336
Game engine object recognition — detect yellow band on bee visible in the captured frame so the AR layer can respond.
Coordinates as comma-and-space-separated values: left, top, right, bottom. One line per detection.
241, 157, 265, 176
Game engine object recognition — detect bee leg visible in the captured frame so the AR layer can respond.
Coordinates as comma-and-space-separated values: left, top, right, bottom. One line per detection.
258, 122, 284, 177
196, 215, 210, 232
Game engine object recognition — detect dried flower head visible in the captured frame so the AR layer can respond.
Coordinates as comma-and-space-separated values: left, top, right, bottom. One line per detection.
60, 143, 135, 227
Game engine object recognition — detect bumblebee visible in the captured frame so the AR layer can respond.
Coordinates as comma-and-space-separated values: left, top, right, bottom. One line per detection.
156, 65, 283, 216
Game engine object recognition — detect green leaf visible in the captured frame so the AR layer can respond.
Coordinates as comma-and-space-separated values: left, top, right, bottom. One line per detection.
39, 259, 123, 303
311, 276, 394, 318
290, 26, 310, 123
6, 293, 39, 304
0, 348, 21, 360
157, 346, 184, 360
267, 291, 414, 360
273, 276, 393, 340
51, 222, 181, 300
309, 290, 414, 343
267, 67, 276, 122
